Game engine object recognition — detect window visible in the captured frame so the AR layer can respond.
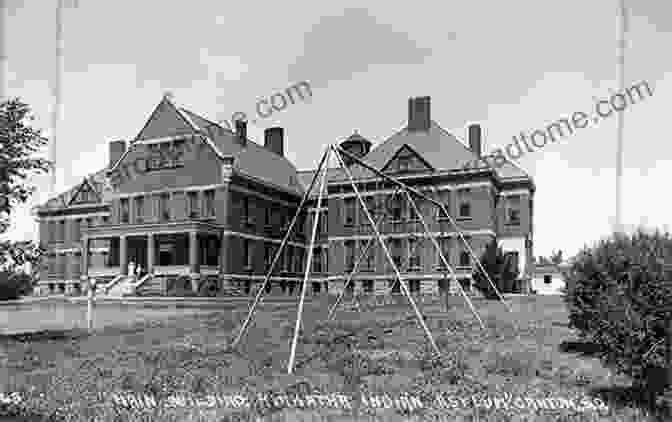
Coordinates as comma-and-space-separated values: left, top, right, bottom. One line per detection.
361, 240, 375, 271
173, 140, 186, 166
390, 238, 402, 269
363, 280, 374, 293
283, 246, 293, 273
544, 275, 552, 285
120, 199, 129, 223
506, 252, 519, 273
437, 237, 450, 269
344, 198, 356, 226
312, 248, 322, 273
265, 206, 272, 227
408, 238, 421, 270
159, 193, 170, 222
72, 219, 81, 241
101, 215, 109, 225
243, 239, 253, 270
408, 200, 420, 221
57, 220, 65, 241
398, 156, 410, 172
317, 211, 328, 235
459, 251, 470, 267
204, 190, 215, 217
458, 188, 471, 219
242, 197, 253, 226
389, 196, 402, 222
265, 245, 275, 269
134, 196, 144, 223
188, 191, 199, 218
507, 195, 521, 226
459, 203, 471, 218
345, 240, 356, 271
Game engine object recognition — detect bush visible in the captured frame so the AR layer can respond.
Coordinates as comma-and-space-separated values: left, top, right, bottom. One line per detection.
0, 271, 33, 300
472, 239, 519, 299
565, 228, 672, 397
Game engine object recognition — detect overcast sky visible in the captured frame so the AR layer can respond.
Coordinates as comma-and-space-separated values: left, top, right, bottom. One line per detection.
1, 0, 670, 259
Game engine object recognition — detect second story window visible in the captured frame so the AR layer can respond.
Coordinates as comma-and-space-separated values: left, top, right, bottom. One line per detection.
134, 196, 144, 223
243, 239, 253, 270
159, 193, 170, 222
408, 238, 421, 269
437, 237, 450, 268
203, 190, 215, 217
344, 198, 356, 226
57, 220, 65, 242
459, 251, 471, 268
120, 198, 129, 223
188, 191, 199, 218
458, 188, 471, 219
242, 197, 253, 226
390, 238, 402, 269
361, 240, 375, 270
345, 240, 356, 271
506, 195, 521, 226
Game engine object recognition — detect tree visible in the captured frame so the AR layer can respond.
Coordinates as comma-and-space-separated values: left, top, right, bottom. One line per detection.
550, 249, 564, 264
0, 98, 51, 298
472, 239, 519, 299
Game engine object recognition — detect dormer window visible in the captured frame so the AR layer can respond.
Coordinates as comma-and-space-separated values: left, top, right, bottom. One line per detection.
398, 156, 410, 172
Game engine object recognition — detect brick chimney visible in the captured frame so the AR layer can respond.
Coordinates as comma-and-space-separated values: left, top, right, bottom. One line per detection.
235, 119, 247, 146
468, 124, 482, 157
264, 127, 284, 156
408, 96, 431, 131
109, 140, 126, 168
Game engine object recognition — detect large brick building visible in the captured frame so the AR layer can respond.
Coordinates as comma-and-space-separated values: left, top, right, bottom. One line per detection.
32, 95, 535, 297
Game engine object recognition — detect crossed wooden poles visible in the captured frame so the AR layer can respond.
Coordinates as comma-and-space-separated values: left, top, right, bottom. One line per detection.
230, 144, 513, 374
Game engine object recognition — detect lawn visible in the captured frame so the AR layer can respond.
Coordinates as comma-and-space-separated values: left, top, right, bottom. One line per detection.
0, 294, 665, 421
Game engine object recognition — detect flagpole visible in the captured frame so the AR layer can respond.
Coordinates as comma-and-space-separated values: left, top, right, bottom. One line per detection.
614, 0, 627, 234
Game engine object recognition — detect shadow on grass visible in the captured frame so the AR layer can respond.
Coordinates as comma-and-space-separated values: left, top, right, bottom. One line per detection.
0, 328, 89, 344
559, 340, 603, 357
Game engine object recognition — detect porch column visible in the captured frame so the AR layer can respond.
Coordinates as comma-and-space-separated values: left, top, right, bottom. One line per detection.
120, 235, 128, 275
147, 233, 155, 273
81, 236, 89, 279
189, 231, 200, 292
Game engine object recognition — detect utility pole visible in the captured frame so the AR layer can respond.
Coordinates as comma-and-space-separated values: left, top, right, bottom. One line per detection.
0, 1, 7, 101
614, 0, 627, 234
51, 0, 65, 196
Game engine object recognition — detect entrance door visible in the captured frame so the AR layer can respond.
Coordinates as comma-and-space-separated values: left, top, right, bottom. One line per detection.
127, 236, 148, 274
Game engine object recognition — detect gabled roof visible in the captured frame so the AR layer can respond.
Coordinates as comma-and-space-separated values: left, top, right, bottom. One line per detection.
36, 168, 107, 211
313, 120, 532, 184
66, 177, 101, 206
380, 143, 435, 173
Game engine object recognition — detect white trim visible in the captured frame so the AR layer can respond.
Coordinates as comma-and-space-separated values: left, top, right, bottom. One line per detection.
322, 271, 472, 281
329, 229, 496, 242
114, 184, 222, 199
499, 189, 531, 197
327, 181, 492, 200
229, 184, 297, 207
38, 212, 110, 222
134, 134, 199, 145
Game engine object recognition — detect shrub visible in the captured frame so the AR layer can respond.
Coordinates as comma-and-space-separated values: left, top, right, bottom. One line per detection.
472, 239, 519, 299
565, 228, 672, 397
0, 271, 33, 300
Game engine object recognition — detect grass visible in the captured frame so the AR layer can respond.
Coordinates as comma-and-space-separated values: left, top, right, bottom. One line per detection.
0, 294, 668, 421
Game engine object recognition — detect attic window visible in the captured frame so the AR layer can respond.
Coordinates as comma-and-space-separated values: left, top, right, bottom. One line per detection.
398, 156, 410, 172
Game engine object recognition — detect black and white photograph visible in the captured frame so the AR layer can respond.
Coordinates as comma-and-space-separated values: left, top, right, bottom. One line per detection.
0, 1, 670, 421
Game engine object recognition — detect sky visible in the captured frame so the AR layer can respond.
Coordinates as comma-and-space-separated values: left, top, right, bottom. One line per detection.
0, 0, 670, 260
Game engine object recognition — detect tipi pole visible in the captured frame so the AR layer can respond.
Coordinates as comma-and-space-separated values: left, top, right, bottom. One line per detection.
231, 147, 331, 349
287, 147, 331, 374
402, 189, 485, 329
327, 186, 404, 321
332, 145, 440, 356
